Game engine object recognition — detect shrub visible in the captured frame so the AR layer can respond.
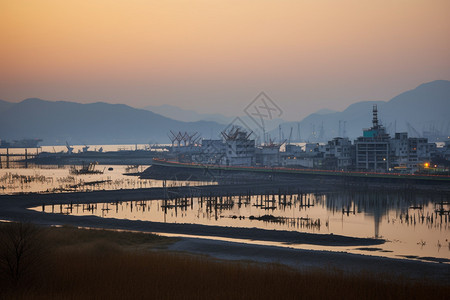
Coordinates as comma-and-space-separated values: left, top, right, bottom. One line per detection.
0, 222, 47, 288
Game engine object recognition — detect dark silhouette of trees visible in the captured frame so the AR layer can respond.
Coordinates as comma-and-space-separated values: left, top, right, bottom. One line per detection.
0, 222, 46, 288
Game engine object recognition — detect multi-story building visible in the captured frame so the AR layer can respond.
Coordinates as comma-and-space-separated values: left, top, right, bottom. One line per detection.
441, 140, 450, 160
322, 137, 353, 170
168, 105, 442, 173
256, 145, 280, 167
222, 126, 256, 166
390, 132, 409, 167
198, 139, 226, 164
305, 143, 320, 155
390, 132, 435, 172
354, 105, 390, 172
284, 144, 303, 156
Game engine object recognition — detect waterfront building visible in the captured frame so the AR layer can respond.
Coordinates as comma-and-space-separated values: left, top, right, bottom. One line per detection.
222, 127, 256, 166
305, 143, 320, 156
256, 144, 280, 167
441, 140, 450, 160
165, 106, 443, 173
197, 139, 226, 164
390, 133, 435, 172
284, 144, 303, 156
282, 144, 303, 167
354, 105, 390, 172
322, 137, 353, 170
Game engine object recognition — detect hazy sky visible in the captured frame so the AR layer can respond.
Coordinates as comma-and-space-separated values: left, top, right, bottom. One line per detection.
1, 0, 449, 120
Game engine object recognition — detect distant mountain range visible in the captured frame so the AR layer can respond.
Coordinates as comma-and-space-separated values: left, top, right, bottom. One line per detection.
270, 80, 450, 142
0, 99, 14, 114
0, 99, 225, 145
144, 81, 450, 143
143, 104, 232, 124
1, 80, 449, 145
142, 104, 286, 133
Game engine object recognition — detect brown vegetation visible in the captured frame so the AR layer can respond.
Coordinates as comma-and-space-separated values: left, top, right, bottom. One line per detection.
0, 222, 47, 288
0, 223, 448, 299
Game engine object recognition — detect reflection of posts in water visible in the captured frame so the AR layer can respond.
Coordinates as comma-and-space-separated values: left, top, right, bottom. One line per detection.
373, 203, 381, 239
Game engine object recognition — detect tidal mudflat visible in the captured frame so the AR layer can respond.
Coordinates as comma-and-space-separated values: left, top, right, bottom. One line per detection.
33, 189, 449, 263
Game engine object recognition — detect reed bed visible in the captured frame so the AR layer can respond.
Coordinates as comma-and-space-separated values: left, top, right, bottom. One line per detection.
1, 224, 448, 299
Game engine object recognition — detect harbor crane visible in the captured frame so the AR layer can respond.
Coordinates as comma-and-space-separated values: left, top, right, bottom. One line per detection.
287, 126, 293, 145
406, 122, 421, 138
65, 142, 74, 154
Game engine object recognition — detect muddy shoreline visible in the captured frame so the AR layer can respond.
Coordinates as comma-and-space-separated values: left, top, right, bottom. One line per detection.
168, 237, 450, 282
1, 183, 382, 247
1, 182, 449, 282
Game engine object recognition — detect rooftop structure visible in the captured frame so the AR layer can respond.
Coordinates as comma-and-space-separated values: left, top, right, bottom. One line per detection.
355, 105, 390, 172
221, 126, 256, 166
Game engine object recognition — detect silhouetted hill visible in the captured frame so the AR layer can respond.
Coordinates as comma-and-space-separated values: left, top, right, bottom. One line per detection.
143, 104, 232, 124
2, 80, 448, 145
143, 104, 287, 135
0, 99, 13, 114
0, 98, 224, 145
314, 109, 338, 115
272, 80, 450, 142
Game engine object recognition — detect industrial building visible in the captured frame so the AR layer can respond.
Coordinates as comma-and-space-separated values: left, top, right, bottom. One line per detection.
221, 126, 256, 166
354, 105, 391, 172
166, 105, 442, 173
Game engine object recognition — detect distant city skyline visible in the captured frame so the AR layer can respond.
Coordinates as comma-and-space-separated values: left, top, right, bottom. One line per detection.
1, 0, 449, 120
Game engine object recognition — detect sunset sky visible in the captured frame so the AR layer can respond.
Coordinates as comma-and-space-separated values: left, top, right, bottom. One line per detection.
1, 0, 449, 120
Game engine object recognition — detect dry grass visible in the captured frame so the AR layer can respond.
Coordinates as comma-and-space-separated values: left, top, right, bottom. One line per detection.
1, 224, 448, 299
44, 225, 176, 250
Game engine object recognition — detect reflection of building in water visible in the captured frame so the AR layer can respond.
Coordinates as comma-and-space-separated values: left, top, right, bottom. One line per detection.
373, 204, 382, 238
35, 188, 447, 256
323, 190, 440, 239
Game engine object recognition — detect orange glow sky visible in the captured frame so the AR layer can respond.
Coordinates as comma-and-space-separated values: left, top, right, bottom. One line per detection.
1, 0, 449, 120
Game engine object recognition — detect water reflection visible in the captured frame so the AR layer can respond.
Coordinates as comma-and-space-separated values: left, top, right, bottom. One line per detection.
0, 165, 216, 194
34, 190, 450, 261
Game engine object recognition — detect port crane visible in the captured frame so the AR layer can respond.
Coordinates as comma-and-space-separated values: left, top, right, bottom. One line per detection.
287, 126, 293, 145
65, 142, 74, 154
406, 122, 421, 138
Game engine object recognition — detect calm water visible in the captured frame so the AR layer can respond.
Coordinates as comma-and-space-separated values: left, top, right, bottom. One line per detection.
33, 190, 450, 263
2, 146, 448, 263
0, 144, 165, 169
0, 164, 215, 194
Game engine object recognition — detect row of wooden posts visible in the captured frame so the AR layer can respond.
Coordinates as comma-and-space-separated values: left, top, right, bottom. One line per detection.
0, 148, 39, 168
40, 190, 449, 228
42, 189, 319, 216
